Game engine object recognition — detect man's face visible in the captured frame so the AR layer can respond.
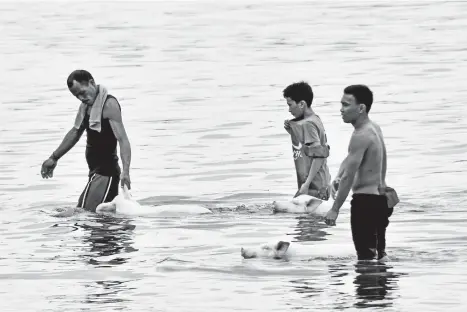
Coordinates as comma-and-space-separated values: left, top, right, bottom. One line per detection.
286, 97, 305, 118
340, 93, 364, 124
69, 79, 98, 105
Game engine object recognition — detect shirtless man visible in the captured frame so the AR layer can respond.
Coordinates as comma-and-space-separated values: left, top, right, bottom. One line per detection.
324, 85, 393, 261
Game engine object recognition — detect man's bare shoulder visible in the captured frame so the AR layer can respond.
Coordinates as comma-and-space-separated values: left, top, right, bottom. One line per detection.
102, 97, 122, 120
371, 120, 381, 129
349, 129, 373, 152
370, 121, 384, 136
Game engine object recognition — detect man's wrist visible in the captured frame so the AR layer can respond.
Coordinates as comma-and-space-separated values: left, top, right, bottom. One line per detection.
331, 195, 344, 212
331, 204, 340, 213
50, 152, 60, 162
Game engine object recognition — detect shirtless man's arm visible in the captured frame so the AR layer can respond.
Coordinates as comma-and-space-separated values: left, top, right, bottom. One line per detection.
331, 159, 346, 199
376, 123, 387, 189
325, 131, 369, 225
104, 98, 132, 189
335, 159, 347, 180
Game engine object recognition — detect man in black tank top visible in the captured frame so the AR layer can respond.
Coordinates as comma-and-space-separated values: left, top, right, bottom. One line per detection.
40, 70, 132, 212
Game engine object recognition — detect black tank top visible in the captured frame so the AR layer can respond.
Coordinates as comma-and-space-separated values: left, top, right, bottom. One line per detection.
81, 95, 121, 177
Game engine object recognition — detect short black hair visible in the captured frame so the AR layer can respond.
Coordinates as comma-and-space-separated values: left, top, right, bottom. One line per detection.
67, 70, 94, 88
343, 84, 373, 113
283, 81, 314, 107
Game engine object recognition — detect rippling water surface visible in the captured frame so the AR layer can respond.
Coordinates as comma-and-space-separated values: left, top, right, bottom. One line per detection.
1, 1, 467, 311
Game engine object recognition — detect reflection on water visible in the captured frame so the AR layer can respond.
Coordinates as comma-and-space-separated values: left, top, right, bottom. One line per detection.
289, 277, 324, 299
289, 262, 403, 308
78, 215, 138, 308
77, 215, 138, 266
353, 262, 402, 309
290, 262, 402, 309
289, 216, 402, 309
291, 215, 329, 242
84, 280, 133, 306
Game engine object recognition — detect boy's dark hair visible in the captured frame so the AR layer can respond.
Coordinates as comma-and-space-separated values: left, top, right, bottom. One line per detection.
343, 84, 373, 113
283, 81, 314, 107
67, 70, 94, 88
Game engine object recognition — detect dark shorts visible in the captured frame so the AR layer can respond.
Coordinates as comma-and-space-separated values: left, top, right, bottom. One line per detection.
350, 194, 394, 260
77, 173, 119, 212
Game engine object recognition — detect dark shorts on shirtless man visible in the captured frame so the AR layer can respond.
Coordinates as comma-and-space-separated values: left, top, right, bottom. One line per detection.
350, 194, 394, 260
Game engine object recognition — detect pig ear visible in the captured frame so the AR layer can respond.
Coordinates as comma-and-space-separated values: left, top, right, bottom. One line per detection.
275, 241, 290, 253
307, 197, 323, 210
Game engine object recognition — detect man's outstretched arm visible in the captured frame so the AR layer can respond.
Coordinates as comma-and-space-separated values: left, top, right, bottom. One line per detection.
41, 126, 84, 178
331, 133, 368, 212
51, 127, 85, 160
324, 132, 368, 225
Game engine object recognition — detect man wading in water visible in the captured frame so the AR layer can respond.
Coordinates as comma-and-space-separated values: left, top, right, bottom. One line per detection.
324, 84, 398, 262
41, 70, 132, 213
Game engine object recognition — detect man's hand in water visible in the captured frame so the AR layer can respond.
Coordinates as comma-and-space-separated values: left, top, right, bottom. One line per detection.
284, 120, 291, 134
120, 171, 131, 190
41, 158, 57, 178
324, 208, 338, 226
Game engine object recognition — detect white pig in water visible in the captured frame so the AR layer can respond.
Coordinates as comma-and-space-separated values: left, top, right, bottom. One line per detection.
96, 185, 212, 216
241, 241, 296, 260
241, 241, 389, 262
240, 241, 332, 260
272, 194, 333, 216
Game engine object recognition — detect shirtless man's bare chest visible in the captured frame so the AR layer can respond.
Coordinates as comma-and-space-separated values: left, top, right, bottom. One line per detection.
352, 122, 385, 195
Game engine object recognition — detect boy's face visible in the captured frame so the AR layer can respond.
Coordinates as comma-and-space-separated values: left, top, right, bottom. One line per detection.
286, 97, 305, 118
